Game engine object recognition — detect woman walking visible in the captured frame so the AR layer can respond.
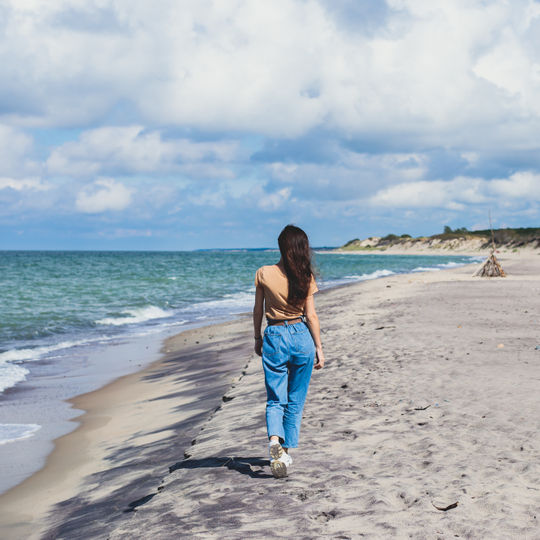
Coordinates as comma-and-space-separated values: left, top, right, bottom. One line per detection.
253, 225, 325, 478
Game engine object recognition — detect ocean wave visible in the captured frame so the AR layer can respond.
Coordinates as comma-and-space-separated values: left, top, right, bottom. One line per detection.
0, 339, 95, 363
436, 261, 463, 268
0, 423, 41, 445
96, 306, 173, 326
180, 291, 254, 316
412, 266, 441, 272
343, 269, 396, 281
0, 336, 117, 394
412, 260, 469, 272
0, 363, 29, 393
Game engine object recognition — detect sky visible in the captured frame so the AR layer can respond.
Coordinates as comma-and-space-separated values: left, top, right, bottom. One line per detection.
2, 0, 540, 250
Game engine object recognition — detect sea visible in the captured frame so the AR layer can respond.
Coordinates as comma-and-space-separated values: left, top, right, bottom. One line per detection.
0, 249, 479, 493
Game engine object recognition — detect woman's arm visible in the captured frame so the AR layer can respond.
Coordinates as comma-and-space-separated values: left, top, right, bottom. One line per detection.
304, 295, 325, 370
253, 286, 264, 356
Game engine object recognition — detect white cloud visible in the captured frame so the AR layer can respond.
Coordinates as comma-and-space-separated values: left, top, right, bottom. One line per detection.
0, 177, 49, 191
46, 126, 239, 177
98, 228, 154, 238
490, 171, 540, 199
252, 186, 292, 211
370, 172, 540, 209
187, 190, 226, 208
3, 0, 540, 245
0, 125, 38, 176
371, 180, 456, 208
1, 0, 539, 146
75, 177, 132, 213
265, 150, 429, 202
473, 5, 540, 117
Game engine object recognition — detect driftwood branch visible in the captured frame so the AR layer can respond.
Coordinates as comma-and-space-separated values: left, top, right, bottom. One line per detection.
489, 209, 496, 252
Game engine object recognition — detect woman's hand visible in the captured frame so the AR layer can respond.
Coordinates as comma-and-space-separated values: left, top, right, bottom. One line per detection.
254, 337, 263, 357
314, 346, 325, 370
253, 286, 264, 357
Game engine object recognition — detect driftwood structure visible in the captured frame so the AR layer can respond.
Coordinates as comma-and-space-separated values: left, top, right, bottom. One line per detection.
473, 252, 506, 277
473, 213, 506, 277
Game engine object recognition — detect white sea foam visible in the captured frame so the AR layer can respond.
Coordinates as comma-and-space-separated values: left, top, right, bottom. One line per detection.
0, 337, 109, 394
0, 423, 41, 445
0, 363, 29, 393
436, 261, 462, 268
0, 337, 111, 395
319, 269, 396, 289
194, 291, 254, 310
412, 261, 469, 273
343, 269, 396, 281
179, 291, 254, 317
0, 338, 95, 364
96, 306, 173, 326
412, 266, 441, 272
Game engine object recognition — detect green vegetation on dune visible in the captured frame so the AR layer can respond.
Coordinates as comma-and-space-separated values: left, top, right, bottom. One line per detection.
464, 227, 540, 241
341, 226, 540, 251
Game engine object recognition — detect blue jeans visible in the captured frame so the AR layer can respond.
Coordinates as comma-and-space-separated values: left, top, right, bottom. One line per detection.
262, 321, 315, 448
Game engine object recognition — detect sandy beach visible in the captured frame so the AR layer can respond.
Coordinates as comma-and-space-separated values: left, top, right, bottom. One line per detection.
1, 253, 539, 539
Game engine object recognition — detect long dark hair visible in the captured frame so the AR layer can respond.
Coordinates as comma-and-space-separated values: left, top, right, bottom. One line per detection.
278, 224, 314, 305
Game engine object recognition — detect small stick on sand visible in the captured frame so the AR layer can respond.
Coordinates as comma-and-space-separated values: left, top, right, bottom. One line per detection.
432, 501, 459, 511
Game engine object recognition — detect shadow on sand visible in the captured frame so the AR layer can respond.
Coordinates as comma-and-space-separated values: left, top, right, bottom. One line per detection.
124, 456, 272, 513
169, 456, 272, 478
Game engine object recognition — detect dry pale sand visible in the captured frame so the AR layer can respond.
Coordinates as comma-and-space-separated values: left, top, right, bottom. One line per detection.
1, 253, 539, 539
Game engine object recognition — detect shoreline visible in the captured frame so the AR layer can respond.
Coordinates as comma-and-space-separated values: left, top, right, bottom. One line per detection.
0, 259, 479, 538
1, 253, 537, 537
0, 328, 172, 496
0, 278, 358, 537
0, 317, 254, 539
0, 251, 480, 475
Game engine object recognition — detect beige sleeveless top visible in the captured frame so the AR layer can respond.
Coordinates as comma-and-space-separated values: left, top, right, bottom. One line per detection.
255, 265, 318, 320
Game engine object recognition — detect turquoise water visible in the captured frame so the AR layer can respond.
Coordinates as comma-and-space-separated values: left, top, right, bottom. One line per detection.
0, 250, 477, 446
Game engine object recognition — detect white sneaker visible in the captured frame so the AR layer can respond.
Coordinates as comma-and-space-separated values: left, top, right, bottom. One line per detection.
269, 441, 284, 461
281, 452, 293, 466
269, 443, 293, 478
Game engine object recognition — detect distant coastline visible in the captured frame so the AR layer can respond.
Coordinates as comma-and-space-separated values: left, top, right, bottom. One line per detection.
336, 226, 540, 255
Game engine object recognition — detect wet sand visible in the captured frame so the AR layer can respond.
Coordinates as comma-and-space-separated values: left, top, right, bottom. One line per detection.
1, 253, 539, 539
0, 320, 253, 539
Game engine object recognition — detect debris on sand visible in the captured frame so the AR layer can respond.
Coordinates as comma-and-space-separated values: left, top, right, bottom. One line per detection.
432, 500, 459, 511
473, 252, 506, 277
